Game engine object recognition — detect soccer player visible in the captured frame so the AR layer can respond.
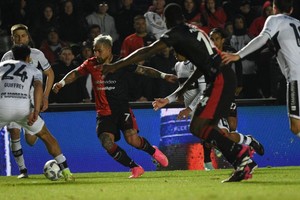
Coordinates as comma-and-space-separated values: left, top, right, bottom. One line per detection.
52, 34, 174, 178
1, 24, 55, 178
209, 27, 264, 156
102, 3, 258, 182
0, 44, 74, 181
222, 0, 300, 137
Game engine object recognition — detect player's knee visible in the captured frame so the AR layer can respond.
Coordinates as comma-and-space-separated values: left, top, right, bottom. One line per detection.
98, 132, 114, 150
124, 129, 139, 147
8, 128, 21, 140
25, 134, 38, 147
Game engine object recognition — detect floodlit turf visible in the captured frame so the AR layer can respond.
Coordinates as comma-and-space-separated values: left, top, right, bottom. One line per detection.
0, 167, 300, 200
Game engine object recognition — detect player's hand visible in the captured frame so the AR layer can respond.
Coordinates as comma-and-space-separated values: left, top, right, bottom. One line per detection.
221, 52, 240, 65
152, 98, 169, 111
177, 107, 191, 120
165, 74, 178, 83
52, 82, 63, 93
41, 96, 49, 112
27, 110, 39, 126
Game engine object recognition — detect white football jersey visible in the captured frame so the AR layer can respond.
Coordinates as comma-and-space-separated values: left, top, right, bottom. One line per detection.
261, 14, 300, 82
1, 48, 50, 72
174, 60, 206, 110
0, 59, 43, 109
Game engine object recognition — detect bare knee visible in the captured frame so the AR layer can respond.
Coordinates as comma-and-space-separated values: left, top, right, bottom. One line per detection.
98, 132, 115, 151
124, 129, 140, 147
25, 133, 38, 146
290, 118, 300, 134
8, 128, 21, 140
36, 125, 61, 156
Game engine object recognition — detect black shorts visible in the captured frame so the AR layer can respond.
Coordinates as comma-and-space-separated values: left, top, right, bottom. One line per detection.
96, 105, 139, 142
194, 67, 236, 121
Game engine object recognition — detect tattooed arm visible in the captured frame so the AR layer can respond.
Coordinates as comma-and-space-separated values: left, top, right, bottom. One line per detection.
134, 64, 177, 83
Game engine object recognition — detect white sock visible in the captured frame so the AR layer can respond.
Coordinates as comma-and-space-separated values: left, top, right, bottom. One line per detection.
237, 133, 244, 144
244, 135, 252, 145
54, 154, 66, 164
296, 133, 300, 138
11, 139, 26, 170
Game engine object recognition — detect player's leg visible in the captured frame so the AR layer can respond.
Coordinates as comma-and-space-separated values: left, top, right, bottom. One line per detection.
7, 123, 28, 179
22, 117, 74, 181
97, 115, 143, 178
203, 142, 214, 170
191, 68, 255, 182
124, 128, 169, 168
219, 117, 264, 156
35, 125, 74, 181
122, 108, 168, 167
24, 132, 38, 146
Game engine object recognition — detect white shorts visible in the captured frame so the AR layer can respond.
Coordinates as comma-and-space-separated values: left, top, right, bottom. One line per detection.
287, 80, 300, 119
0, 107, 44, 135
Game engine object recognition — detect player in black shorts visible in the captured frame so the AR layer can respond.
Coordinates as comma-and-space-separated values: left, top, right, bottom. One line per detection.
102, 3, 258, 182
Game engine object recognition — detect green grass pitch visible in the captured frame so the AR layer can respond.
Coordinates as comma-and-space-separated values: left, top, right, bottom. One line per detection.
0, 167, 300, 200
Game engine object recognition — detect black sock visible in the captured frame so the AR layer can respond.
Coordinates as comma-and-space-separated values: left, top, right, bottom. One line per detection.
136, 137, 155, 155
203, 143, 212, 163
108, 144, 138, 168
205, 128, 242, 164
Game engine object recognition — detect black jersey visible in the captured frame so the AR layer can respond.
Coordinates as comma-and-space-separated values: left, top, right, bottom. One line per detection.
160, 23, 221, 83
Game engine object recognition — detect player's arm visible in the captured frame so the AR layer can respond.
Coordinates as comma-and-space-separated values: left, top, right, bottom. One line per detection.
222, 34, 269, 64
28, 79, 43, 126
134, 64, 178, 83
52, 69, 82, 93
102, 40, 168, 75
41, 67, 54, 111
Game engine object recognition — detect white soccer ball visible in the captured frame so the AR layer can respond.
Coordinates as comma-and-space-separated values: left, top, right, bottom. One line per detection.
43, 160, 62, 181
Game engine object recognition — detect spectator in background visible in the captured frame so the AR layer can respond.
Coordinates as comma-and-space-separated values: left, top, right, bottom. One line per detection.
223, 21, 233, 45
248, 1, 274, 98
31, 4, 59, 48
57, 0, 88, 44
222, 0, 238, 22
230, 14, 261, 98
120, 15, 157, 101
74, 41, 94, 102
248, 1, 273, 38
182, 0, 203, 28
40, 27, 69, 65
144, 0, 167, 39
49, 47, 89, 103
85, 24, 101, 45
10, 0, 32, 28
237, 0, 258, 29
85, 1, 119, 43
114, 0, 142, 54
200, 0, 227, 33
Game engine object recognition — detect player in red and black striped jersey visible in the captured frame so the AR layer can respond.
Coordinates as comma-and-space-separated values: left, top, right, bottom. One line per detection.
102, 3, 258, 182
52, 34, 177, 178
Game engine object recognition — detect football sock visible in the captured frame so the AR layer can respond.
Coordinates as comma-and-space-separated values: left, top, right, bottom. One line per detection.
205, 127, 242, 164
137, 137, 156, 155
241, 135, 252, 145
203, 144, 212, 163
11, 139, 26, 171
55, 154, 68, 170
108, 144, 138, 168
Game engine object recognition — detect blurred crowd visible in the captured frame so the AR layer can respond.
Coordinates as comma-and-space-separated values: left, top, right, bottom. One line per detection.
0, 0, 299, 104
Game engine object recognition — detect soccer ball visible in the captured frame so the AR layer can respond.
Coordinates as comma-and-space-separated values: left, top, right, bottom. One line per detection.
43, 160, 62, 181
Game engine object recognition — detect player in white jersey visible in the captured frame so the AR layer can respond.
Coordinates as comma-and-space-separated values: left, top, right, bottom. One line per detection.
0, 44, 74, 181
222, 0, 300, 137
1, 24, 54, 178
